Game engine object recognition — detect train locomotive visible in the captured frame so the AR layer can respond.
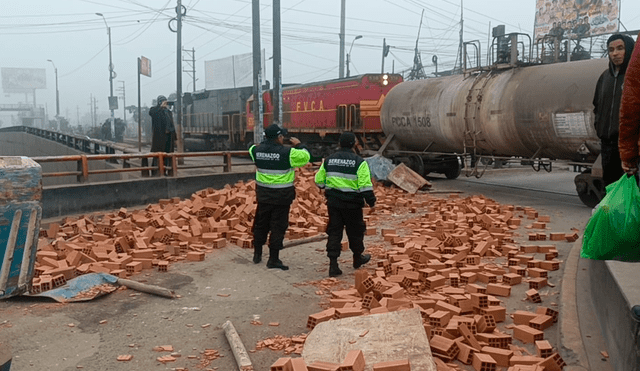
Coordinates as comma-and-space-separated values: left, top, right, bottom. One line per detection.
182, 74, 403, 159
379, 32, 619, 207
247, 73, 403, 159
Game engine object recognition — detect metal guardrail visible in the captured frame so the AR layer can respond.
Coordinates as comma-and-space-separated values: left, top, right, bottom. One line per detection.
0, 125, 251, 183
31, 151, 250, 183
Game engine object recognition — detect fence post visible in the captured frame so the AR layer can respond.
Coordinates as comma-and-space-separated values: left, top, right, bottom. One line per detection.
77, 156, 89, 183
223, 152, 232, 172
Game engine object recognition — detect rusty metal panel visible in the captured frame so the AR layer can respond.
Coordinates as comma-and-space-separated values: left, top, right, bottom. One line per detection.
387, 163, 431, 194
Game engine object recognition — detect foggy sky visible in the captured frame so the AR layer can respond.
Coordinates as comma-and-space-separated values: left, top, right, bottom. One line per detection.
2, 0, 639, 128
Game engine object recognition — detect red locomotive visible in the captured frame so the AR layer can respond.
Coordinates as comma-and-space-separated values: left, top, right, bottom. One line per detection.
247, 73, 403, 158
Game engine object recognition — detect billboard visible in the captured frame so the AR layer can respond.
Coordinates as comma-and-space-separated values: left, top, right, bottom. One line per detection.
1, 68, 47, 93
205, 50, 265, 90
534, 0, 619, 41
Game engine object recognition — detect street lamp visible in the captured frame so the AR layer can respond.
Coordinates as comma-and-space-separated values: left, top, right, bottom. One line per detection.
96, 12, 115, 138
47, 59, 59, 118
346, 35, 363, 78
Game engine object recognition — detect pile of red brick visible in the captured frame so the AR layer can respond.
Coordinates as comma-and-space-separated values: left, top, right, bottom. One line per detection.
30, 166, 330, 294
269, 188, 574, 370
30, 165, 576, 371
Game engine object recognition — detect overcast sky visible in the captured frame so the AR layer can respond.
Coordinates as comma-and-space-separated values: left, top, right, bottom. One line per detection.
2, 0, 640, 128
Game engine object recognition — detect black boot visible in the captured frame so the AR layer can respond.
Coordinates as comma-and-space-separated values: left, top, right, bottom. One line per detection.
632, 305, 640, 322
253, 245, 262, 264
353, 253, 371, 269
329, 258, 342, 277
266, 249, 289, 270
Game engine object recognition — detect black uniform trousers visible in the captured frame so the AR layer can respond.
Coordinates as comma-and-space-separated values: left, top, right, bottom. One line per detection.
252, 203, 290, 252
326, 206, 366, 259
601, 140, 624, 189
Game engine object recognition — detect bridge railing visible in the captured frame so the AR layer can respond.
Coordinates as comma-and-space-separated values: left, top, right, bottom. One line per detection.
31, 151, 251, 183
1, 125, 252, 183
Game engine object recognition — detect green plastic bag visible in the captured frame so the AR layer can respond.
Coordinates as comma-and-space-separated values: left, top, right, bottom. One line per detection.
581, 174, 640, 261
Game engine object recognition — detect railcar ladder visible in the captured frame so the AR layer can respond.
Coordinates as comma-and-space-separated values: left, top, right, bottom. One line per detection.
463, 71, 493, 175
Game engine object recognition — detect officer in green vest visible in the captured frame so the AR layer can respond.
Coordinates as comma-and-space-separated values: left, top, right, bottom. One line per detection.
315, 132, 376, 277
249, 124, 311, 270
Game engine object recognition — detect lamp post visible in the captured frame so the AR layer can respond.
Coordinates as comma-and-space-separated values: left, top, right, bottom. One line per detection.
46, 59, 59, 118
346, 35, 363, 78
96, 12, 115, 138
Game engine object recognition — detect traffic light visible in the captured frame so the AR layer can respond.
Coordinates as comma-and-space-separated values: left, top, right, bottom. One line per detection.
383, 45, 391, 57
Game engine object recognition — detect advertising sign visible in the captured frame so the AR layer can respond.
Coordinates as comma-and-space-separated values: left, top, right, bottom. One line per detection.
140, 56, 151, 77
1, 68, 46, 93
534, 0, 619, 41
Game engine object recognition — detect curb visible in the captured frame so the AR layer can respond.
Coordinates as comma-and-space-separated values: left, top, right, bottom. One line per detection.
559, 237, 590, 371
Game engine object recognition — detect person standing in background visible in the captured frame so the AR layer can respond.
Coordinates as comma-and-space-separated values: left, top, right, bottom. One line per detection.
149, 95, 176, 176
249, 124, 310, 270
315, 132, 375, 277
592, 34, 635, 188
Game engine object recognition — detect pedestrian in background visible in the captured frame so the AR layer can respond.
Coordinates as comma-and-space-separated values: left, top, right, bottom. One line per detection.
315, 132, 375, 277
249, 124, 310, 270
592, 33, 635, 188
149, 95, 176, 176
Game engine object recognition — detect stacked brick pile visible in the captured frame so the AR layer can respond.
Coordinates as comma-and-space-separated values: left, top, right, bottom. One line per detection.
291, 191, 573, 371
29, 166, 329, 294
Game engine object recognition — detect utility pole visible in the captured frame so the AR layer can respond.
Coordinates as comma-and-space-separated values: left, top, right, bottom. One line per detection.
183, 47, 196, 92
459, 0, 464, 72
252, 0, 263, 143
94, 96, 99, 129
175, 0, 185, 155
273, 0, 282, 125
338, 0, 346, 78
381, 38, 391, 73
117, 81, 126, 123
96, 13, 116, 138
47, 60, 59, 118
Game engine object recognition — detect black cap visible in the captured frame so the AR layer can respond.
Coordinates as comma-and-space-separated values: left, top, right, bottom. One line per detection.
264, 124, 288, 139
157, 95, 167, 105
339, 131, 356, 148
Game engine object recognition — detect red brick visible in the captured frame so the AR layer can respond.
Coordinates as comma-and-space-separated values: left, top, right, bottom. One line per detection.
271, 357, 293, 371
372, 359, 411, 371
512, 311, 538, 326
535, 340, 554, 358
339, 349, 365, 371
472, 353, 497, 371
307, 361, 340, 371
513, 325, 544, 344
481, 346, 512, 367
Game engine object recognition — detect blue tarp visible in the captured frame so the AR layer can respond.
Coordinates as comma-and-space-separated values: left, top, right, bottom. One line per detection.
32, 273, 118, 303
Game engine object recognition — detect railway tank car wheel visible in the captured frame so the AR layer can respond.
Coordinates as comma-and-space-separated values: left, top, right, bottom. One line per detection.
444, 165, 462, 179
408, 155, 425, 176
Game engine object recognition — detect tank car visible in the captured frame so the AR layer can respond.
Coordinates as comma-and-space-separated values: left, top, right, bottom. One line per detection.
380, 35, 609, 207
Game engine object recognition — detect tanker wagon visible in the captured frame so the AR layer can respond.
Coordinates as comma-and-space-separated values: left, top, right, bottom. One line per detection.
379, 32, 610, 207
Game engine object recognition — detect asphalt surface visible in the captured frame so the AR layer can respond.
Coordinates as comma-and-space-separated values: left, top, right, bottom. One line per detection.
0, 164, 615, 371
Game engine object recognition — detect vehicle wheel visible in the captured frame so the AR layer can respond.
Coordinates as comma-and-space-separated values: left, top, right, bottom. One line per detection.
444, 164, 462, 179
574, 171, 604, 208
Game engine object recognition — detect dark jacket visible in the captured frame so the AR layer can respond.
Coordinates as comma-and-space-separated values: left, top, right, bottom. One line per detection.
149, 106, 175, 152
593, 35, 635, 142
249, 140, 310, 205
